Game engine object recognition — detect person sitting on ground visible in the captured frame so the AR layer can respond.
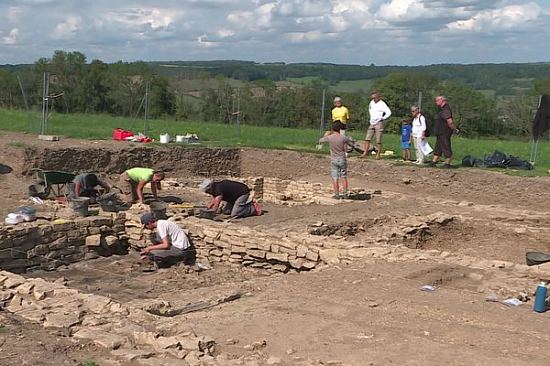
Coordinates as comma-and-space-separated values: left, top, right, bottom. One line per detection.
401, 117, 413, 162
70, 173, 110, 200
140, 213, 195, 267
200, 178, 262, 218
318, 121, 355, 200
118, 167, 165, 205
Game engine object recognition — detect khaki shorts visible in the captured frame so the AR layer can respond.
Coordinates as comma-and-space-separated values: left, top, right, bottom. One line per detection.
117, 172, 136, 203
366, 121, 385, 144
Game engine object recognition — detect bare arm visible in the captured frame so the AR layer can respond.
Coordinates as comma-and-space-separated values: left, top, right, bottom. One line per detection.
74, 181, 81, 198
136, 180, 147, 204
207, 195, 223, 212
446, 117, 457, 132
141, 235, 170, 254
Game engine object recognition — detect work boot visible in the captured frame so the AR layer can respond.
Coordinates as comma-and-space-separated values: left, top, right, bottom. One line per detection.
332, 193, 340, 200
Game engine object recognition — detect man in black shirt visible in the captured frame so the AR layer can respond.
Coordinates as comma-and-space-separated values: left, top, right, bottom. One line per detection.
200, 179, 261, 218
430, 95, 459, 168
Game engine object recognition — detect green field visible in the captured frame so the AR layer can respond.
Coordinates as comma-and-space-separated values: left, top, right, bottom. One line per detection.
331, 79, 375, 93
0, 108, 548, 175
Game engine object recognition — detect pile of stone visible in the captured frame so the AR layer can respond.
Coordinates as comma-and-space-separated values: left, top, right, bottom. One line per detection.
0, 270, 220, 365
0, 213, 128, 273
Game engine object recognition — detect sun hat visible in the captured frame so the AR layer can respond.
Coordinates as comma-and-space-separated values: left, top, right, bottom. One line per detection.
199, 178, 213, 192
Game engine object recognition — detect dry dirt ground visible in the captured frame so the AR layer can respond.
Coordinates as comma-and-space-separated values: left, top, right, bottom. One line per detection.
2, 131, 550, 365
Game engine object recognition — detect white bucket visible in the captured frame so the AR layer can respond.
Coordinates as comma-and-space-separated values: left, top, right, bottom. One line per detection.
176, 135, 185, 143
160, 133, 170, 144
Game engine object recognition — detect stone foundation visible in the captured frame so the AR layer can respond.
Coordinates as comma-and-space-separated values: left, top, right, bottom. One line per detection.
0, 213, 129, 273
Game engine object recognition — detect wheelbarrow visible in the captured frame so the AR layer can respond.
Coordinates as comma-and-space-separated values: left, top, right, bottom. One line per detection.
30, 169, 76, 198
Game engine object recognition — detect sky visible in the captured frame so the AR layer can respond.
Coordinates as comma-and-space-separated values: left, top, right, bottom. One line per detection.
1, 0, 550, 66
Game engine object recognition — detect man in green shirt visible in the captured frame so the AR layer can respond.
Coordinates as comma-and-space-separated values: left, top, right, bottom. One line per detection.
118, 167, 165, 204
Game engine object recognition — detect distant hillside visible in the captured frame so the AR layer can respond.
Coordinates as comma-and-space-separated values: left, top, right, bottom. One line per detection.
148, 60, 550, 96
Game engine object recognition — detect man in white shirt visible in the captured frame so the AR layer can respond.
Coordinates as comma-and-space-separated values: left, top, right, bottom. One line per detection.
410, 105, 427, 164
140, 213, 194, 267
363, 90, 391, 159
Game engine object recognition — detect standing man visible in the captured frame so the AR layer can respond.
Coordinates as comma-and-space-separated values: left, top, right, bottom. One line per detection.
118, 167, 165, 205
430, 95, 459, 168
331, 96, 350, 136
410, 105, 427, 165
318, 121, 355, 199
140, 213, 194, 267
363, 90, 391, 159
200, 179, 261, 218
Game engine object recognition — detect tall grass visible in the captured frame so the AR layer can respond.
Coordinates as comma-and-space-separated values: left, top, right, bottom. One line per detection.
1, 108, 548, 175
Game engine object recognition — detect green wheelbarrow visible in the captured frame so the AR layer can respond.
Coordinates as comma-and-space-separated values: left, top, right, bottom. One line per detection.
30, 169, 76, 198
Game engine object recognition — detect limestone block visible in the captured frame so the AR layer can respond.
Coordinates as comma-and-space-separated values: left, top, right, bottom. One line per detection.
0, 238, 13, 250
14, 308, 46, 323
0, 290, 14, 302
52, 222, 75, 232
289, 258, 304, 269
49, 236, 69, 250
296, 245, 308, 258
133, 331, 159, 346
81, 294, 112, 314
103, 235, 119, 247
0, 249, 13, 260
74, 328, 125, 350
209, 249, 223, 257
112, 224, 126, 233
43, 312, 81, 329
266, 252, 288, 262
301, 261, 317, 270
38, 224, 54, 236
247, 250, 267, 259
3, 272, 26, 288
15, 282, 35, 295
88, 227, 101, 235
111, 349, 154, 361
319, 249, 340, 264
88, 216, 113, 227
86, 234, 102, 247
305, 251, 320, 262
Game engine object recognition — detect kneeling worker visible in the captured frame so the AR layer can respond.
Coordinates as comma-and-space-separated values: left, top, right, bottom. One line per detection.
200, 178, 261, 218
140, 213, 194, 267
70, 173, 110, 199
118, 167, 165, 205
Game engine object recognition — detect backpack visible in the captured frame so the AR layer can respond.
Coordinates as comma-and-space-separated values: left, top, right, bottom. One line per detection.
421, 114, 431, 137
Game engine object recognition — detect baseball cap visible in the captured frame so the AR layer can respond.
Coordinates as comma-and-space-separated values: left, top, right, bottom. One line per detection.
140, 212, 156, 225
199, 178, 213, 192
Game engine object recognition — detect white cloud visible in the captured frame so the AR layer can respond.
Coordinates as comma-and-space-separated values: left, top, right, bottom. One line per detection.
2, 28, 19, 44
0, 0, 549, 65
446, 2, 541, 32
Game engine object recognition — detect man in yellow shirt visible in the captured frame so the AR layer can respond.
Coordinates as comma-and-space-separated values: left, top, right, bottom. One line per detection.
117, 167, 165, 204
331, 96, 350, 135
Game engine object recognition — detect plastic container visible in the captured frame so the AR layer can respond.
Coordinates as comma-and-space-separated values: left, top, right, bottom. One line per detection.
160, 133, 170, 144
176, 135, 185, 143
70, 197, 90, 217
534, 282, 548, 313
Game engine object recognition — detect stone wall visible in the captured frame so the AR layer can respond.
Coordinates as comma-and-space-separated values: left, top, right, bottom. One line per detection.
0, 213, 128, 273
23, 146, 241, 176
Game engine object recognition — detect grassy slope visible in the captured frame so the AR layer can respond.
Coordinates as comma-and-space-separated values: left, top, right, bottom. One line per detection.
0, 109, 548, 175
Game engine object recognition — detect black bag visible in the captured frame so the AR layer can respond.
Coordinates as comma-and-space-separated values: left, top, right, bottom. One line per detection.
461, 155, 475, 167
421, 114, 431, 137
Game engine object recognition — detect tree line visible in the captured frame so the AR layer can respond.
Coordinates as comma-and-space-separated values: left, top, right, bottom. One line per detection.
0, 51, 548, 138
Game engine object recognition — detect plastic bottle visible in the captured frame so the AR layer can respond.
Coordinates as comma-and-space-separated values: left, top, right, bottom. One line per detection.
533, 282, 547, 313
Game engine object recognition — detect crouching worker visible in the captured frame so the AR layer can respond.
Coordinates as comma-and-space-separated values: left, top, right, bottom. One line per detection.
318, 121, 355, 199
70, 173, 110, 200
140, 213, 195, 267
118, 167, 165, 205
200, 178, 262, 218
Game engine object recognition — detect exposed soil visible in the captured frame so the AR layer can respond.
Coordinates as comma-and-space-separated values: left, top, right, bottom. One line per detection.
2, 131, 550, 365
